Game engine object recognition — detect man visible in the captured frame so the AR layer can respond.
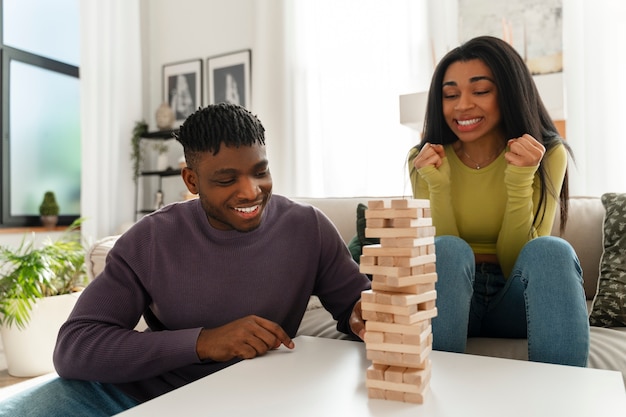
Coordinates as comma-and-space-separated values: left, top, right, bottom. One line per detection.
1, 103, 371, 416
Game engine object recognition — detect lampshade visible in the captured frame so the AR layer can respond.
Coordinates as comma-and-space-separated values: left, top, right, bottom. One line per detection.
532, 72, 565, 120
399, 91, 428, 132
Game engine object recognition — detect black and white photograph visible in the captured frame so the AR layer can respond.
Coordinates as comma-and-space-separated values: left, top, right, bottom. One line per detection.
162, 59, 203, 126
207, 50, 251, 108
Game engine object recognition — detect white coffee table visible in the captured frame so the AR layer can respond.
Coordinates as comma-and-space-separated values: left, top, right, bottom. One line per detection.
116, 335, 625, 417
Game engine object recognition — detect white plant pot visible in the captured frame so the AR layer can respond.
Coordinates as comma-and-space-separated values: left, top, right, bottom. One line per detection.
156, 153, 168, 171
0, 292, 81, 377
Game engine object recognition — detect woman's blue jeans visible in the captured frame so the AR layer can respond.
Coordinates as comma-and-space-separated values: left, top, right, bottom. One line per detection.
432, 235, 590, 367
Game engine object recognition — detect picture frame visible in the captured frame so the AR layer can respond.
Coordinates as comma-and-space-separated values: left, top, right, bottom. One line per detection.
162, 59, 203, 127
206, 49, 251, 108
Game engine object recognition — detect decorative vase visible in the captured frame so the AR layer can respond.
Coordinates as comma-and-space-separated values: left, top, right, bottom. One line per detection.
155, 102, 175, 130
40, 215, 58, 229
0, 292, 81, 377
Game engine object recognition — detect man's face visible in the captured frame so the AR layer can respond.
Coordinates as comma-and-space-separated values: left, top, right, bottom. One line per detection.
182, 143, 272, 232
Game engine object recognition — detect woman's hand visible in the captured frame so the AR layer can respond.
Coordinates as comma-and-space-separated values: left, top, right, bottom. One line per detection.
505, 134, 545, 167
412, 143, 446, 170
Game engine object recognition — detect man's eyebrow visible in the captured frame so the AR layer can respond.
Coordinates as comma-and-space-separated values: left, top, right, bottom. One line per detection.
442, 75, 494, 87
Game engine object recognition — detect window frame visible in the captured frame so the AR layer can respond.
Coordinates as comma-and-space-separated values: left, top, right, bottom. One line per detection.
0, 45, 80, 227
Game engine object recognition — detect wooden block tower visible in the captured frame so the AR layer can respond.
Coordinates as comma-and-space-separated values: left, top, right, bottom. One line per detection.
359, 198, 437, 404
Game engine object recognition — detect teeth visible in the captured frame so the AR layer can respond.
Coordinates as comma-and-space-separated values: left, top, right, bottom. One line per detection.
235, 205, 258, 213
457, 118, 481, 126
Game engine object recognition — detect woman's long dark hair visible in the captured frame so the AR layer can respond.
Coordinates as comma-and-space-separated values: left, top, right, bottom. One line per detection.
414, 35, 571, 232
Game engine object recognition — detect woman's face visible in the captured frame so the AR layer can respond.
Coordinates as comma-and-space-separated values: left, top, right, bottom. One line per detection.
441, 59, 504, 144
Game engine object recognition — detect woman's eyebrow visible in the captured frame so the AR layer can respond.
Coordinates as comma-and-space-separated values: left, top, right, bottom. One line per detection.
442, 75, 494, 87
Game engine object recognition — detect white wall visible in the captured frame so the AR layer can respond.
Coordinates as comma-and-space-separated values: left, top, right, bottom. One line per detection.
141, 0, 292, 197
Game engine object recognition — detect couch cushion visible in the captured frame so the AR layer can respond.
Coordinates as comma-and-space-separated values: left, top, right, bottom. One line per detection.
551, 196, 604, 299
589, 193, 626, 327
85, 235, 120, 281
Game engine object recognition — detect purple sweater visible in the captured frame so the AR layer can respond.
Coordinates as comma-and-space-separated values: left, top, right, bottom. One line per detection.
53, 195, 371, 402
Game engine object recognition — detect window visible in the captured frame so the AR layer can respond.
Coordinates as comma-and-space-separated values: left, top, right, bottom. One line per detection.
287, 0, 432, 197
1, 0, 80, 227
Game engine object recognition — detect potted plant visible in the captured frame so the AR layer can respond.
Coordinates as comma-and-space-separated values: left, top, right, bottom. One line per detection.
39, 191, 60, 229
131, 120, 149, 183
153, 139, 170, 171
0, 218, 88, 376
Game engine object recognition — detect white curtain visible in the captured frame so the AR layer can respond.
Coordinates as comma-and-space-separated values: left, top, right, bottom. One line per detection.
287, 0, 432, 198
563, 0, 626, 195
79, 0, 143, 242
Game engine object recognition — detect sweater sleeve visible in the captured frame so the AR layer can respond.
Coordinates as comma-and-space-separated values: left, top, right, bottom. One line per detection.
53, 233, 203, 384
497, 144, 567, 276
408, 146, 460, 236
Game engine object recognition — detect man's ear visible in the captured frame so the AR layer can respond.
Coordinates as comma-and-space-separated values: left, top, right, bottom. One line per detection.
181, 167, 199, 194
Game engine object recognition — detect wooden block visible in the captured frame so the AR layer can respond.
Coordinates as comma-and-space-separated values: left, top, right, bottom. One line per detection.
361, 301, 417, 316
364, 208, 427, 220
393, 307, 438, 325
377, 256, 395, 267
366, 218, 389, 228
384, 365, 405, 383
367, 332, 432, 357
367, 200, 388, 209
383, 332, 403, 344
366, 340, 428, 355
391, 254, 436, 268
359, 255, 377, 266
362, 243, 432, 257
403, 386, 429, 404
365, 371, 429, 394
402, 325, 432, 345
362, 310, 395, 323
380, 236, 435, 248
361, 289, 376, 303
401, 344, 432, 368
390, 199, 430, 209
366, 320, 430, 336
385, 390, 406, 402
359, 264, 412, 278
365, 223, 432, 239
364, 331, 385, 344
367, 388, 386, 400
390, 290, 437, 306
390, 218, 427, 228
403, 359, 432, 385
418, 300, 437, 310
372, 280, 434, 294
366, 363, 387, 380
385, 271, 438, 288
374, 291, 394, 305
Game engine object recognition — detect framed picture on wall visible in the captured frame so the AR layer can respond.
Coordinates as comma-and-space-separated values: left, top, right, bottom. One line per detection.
206, 49, 251, 108
162, 59, 203, 127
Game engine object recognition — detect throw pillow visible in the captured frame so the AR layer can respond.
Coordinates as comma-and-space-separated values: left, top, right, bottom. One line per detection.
356, 203, 380, 247
348, 204, 379, 278
589, 193, 626, 327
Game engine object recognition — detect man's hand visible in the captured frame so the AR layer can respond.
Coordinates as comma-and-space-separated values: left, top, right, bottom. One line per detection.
196, 315, 294, 362
349, 300, 366, 340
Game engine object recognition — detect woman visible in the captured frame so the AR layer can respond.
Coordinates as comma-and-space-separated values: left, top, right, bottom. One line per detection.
408, 36, 589, 366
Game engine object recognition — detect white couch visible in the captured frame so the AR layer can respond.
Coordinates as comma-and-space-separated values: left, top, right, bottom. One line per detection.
86, 196, 626, 385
